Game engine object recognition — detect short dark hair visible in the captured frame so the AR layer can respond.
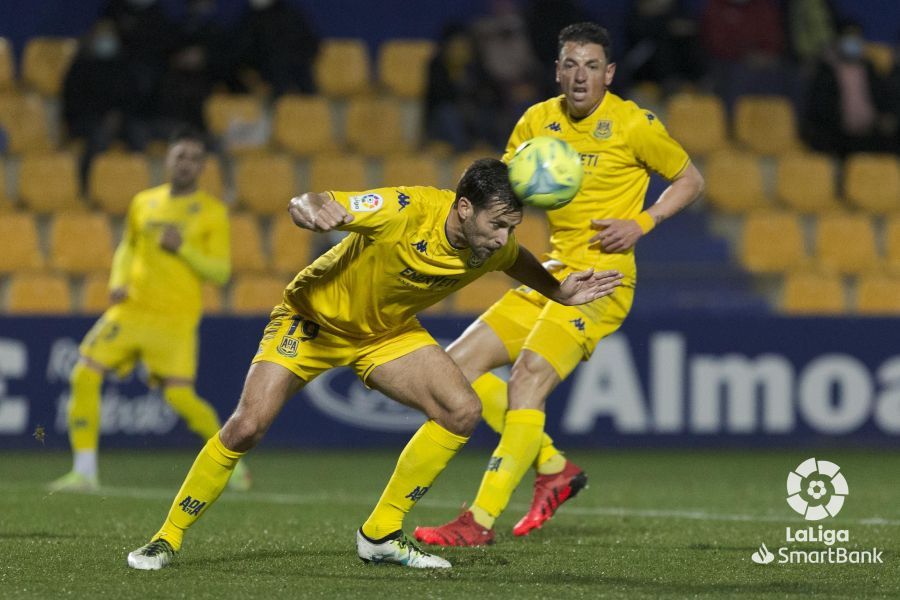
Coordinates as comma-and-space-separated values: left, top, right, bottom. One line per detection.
456, 158, 522, 215
169, 126, 208, 151
558, 22, 612, 62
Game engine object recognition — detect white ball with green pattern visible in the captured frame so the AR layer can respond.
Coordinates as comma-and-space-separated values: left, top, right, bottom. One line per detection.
507, 136, 584, 210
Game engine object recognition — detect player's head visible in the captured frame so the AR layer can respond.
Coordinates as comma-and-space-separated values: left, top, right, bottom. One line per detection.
454, 158, 523, 262
556, 22, 615, 119
165, 127, 208, 193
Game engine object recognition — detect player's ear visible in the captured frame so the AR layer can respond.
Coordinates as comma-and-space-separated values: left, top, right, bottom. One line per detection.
555, 59, 560, 83
605, 62, 616, 86
457, 196, 473, 220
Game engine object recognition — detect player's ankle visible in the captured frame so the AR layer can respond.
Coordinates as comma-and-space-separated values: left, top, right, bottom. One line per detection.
470, 505, 496, 529
536, 452, 566, 475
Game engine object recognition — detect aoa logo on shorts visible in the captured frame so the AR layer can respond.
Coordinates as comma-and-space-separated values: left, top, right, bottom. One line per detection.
277, 336, 299, 358
349, 193, 383, 212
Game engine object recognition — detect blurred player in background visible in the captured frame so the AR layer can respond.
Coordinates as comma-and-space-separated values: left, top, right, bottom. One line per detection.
126, 159, 623, 570
415, 22, 705, 546
49, 129, 250, 493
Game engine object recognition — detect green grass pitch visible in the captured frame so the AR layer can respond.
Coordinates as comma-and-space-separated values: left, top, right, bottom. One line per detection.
2, 447, 898, 599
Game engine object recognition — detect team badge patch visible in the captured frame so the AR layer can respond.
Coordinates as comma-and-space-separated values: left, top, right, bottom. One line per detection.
277, 336, 299, 358
349, 193, 383, 212
593, 120, 612, 140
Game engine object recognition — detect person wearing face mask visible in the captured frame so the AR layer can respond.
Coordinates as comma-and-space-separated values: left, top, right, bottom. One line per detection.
802, 22, 897, 156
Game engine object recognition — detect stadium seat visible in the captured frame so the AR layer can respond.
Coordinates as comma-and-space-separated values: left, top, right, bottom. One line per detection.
202, 283, 223, 314
452, 150, 499, 183
377, 39, 435, 98
19, 152, 82, 213
203, 94, 266, 151
844, 153, 900, 214
7, 272, 72, 314
235, 154, 297, 215
704, 150, 768, 213
885, 216, 900, 273
21, 37, 77, 96
775, 152, 841, 213
382, 155, 441, 188
740, 211, 807, 274
0, 159, 11, 208
734, 95, 798, 156
230, 274, 287, 315
856, 274, 900, 315
0, 38, 14, 91
664, 93, 728, 156
0, 92, 53, 154
80, 272, 111, 314
0, 212, 44, 272
88, 152, 151, 215
270, 214, 316, 274
314, 39, 371, 97
309, 154, 368, 192
865, 42, 895, 76
49, 212, 115, 274
452, 272, 515, 314
198, 158, 225, 199
345, 97, 408, 156
814, 213, 880, 274
272, 95, 338, 156
515, 210, 552, 258
229, 213, 268, 273
781, 271, 846, 315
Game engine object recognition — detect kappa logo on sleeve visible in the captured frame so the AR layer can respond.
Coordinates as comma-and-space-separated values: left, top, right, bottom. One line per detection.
349, 193, 383, 212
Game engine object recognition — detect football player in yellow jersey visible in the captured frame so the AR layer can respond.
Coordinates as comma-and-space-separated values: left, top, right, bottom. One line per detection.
415, 23, 705, 546
126, 159, 623, 570
49, 129, 250, 493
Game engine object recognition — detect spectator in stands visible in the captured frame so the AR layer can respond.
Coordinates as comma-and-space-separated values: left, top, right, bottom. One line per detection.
785, 0, 839, 67
802, 22, 898, 156
231, 0, 320, 96
523, 0, 591, 96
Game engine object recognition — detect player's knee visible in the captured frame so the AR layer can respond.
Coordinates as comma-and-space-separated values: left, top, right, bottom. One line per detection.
508, 351, 557, 409
220, 411, 266, 452
445, 394, 481, 436
70, 360, 103, 392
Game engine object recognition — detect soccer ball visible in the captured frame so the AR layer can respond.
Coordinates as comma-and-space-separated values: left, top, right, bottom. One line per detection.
507, 136, 583, 210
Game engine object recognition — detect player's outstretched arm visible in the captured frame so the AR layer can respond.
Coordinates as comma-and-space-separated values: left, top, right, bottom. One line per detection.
505, 245, 622, 306
288, 192, 355, 232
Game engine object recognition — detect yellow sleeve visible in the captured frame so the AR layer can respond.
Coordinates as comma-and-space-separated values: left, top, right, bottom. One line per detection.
178, 204, 231, 285
628, 110, 691, 181
501, 108, 538, 164
109, 196, 138, 289
328, 187, 408, 237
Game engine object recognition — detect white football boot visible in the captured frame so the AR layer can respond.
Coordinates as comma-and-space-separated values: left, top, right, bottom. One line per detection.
356, 529, 451, 568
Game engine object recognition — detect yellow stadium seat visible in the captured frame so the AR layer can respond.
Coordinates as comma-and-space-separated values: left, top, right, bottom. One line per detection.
704, 150, 769, 213
235, 154, 296, 215
0, 213, 44, 272
844, 153, 900, 214
0, 92, 52, 154
345, 97, 407, 156
0, 159, 11, 208
382, 155, 441, 188
885, 216, 900, 273
734, 95, 798, 156
782, 271, 846, 315
7, 272, 72, 314
865, 42, 894, 76
452, 150, 500, 184
452, 272, 515, 314
314, 39, 371, 97
664, 93, 728, 156
775, 152, 841, 213
230, 274, 286, 315
88, 152, 151, 215
21, 37, 77, 96
270, 214, 316, 274
740, 211, 807, 274
202, 283, 224, 314
309, 154, 368, 192
814, 213, 880, 274
19, 153, 82, 213
272, 95, 338, 156
515, 210, 551, 258
81, 272, 111, 314
198, 158, 225, 198
203, 94, 266, 151
856, 274, 900, 315
0, 38, 14, 91
229, 213, 268, 273
377, 39, 435, 98
49, 212, 114, 274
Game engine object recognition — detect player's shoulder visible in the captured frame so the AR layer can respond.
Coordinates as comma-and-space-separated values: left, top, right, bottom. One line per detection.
394, 185, 454, 214
522, 95, 566, 123
608, 92, 663, 132
195, 189, 228, 214
133, 184, 169, 205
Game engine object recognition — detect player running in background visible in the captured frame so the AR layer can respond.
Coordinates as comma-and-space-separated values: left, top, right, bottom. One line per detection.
415, 22, 705, 546
126, 159, 623, 570
49, 129, 251, 493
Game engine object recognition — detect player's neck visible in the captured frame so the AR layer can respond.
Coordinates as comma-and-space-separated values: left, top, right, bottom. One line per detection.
169, 182, 198, 197
567, 92, 606, 121
444, 207, 467, 250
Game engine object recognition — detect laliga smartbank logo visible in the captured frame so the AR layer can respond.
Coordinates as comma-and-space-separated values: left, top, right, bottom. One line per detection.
750, 458, 883, 566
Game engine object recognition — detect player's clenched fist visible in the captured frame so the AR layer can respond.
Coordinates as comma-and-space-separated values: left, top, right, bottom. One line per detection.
288, 193, 355, 232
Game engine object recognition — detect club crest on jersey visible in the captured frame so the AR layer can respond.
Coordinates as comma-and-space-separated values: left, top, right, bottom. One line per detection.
467, 254, 485, 269
593, 120, 612, 140
277, 336, 299, 358
349, 193, 383, 212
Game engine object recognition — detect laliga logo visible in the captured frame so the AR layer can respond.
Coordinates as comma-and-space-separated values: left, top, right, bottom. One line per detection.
786, 458, 849, 521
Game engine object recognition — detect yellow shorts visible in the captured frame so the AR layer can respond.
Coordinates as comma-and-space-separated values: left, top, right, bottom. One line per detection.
252, 305, 438, 384
79, 303, 198, 381
480, 263, 634, 379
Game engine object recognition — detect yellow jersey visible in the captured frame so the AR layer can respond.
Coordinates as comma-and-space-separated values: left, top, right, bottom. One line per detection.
281, 186, 519, 338
111, 184, 230, 323
502, 92, 690, 284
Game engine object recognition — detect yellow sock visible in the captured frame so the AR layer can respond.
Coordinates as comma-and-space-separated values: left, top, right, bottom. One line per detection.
361, 420, 468, 540
473, 373, 564, 474
471, 409, 545, 528
68, 362, 103, 452
153, 432, 243, 551
164, 386, 222, 441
